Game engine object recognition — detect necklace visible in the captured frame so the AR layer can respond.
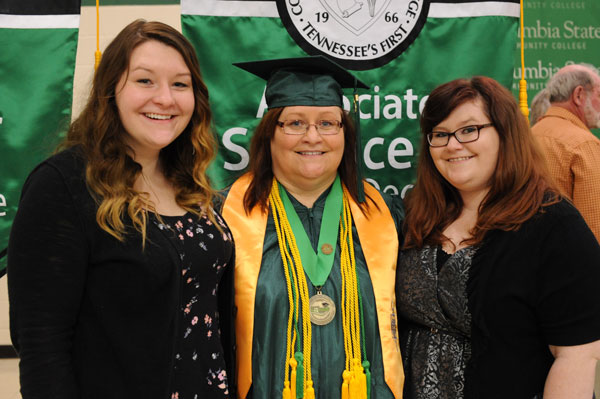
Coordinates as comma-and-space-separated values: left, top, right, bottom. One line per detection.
269, 178, 371, 399
140, 172, 161, 203
278, 177, 342, 325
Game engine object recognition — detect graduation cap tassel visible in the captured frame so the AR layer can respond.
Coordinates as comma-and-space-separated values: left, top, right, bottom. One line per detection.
518, 0, 529, 119
94, 0, 102, 70
353, 82, 365, 203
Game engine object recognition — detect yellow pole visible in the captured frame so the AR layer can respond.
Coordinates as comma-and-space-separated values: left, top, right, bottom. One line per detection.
518, 0, 529, 118
94, 0, 102, 70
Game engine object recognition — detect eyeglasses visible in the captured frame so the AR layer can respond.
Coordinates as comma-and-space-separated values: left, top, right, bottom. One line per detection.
427, 123, 494, 147
276, 119, 343, 135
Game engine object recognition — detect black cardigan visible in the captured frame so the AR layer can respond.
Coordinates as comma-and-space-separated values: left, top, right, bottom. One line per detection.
7, 148, 236, 399
465, 199, 600, 398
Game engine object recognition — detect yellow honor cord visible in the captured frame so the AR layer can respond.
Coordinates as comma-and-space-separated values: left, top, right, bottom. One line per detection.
342, 370, 351, 399
272, 190, 299, 398
271, 181, 367, 399
290, 357, 298, 399
271, 181, 313, 397
305, 380, 315, 399
271, 192, 296, 382
341, 192, 367, 399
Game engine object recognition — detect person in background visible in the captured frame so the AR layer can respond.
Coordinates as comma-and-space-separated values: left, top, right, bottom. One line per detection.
397, 76, 600, 399
531, 63, 600, 242
221, 56, 404, 399
8, 20, 235, 399
529, 88, 550, 126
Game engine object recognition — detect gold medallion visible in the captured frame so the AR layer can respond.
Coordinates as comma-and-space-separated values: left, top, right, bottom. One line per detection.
309, 293, 336, 325
321, 243, 333, 255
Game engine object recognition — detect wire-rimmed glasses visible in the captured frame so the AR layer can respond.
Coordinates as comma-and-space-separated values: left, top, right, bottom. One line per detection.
276, 120, 343, 135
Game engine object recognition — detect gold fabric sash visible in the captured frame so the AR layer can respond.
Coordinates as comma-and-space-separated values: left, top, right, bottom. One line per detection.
222, 174, 268, 399
222, 174, 403, 398
350, 184, 404, 398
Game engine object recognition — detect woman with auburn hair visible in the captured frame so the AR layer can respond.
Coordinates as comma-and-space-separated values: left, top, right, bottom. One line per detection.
8, 20, 235, 399
222, 56, 404, 399
397, 76, 600, 399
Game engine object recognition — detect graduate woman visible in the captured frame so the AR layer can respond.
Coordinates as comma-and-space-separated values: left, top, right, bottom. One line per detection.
8, 20, 235, 399
222, 56, 404, 399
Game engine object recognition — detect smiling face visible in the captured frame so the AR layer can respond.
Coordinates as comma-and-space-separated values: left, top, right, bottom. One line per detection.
429, 99, 500, 200
270, 106, 345, 191
115, 40, 195, 160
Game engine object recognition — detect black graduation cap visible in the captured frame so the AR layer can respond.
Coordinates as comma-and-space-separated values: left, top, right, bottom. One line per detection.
234, 55, 369, 109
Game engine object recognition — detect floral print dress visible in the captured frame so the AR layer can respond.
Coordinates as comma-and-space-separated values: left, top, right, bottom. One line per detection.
153, 210, 233, 399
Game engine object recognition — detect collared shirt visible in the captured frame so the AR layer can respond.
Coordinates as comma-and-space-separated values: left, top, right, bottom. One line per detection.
532, 106, 600, 243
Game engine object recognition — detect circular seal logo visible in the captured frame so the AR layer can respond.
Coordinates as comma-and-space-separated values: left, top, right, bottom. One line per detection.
277, 0, 430, 70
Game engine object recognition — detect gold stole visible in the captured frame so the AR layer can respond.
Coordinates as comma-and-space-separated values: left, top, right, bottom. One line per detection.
222, 173, 404, 399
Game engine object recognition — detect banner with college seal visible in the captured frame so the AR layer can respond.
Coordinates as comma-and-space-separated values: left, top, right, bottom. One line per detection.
0, 0, 81, 275
181, 0, 519, 194
513, 0, 600, 137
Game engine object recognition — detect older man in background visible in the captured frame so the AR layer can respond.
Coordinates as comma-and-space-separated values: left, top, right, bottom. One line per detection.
532, 63, 600, 243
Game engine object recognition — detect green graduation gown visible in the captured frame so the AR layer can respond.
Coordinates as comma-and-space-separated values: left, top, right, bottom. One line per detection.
223, 174, 405, 399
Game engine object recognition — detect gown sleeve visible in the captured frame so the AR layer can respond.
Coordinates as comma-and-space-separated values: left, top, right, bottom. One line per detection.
376, 189, 405, 239
8, 162, 89, 399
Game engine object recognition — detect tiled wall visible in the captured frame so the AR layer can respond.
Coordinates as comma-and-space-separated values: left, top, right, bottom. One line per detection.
0, 278, 9, 345
72, 4, 181, 119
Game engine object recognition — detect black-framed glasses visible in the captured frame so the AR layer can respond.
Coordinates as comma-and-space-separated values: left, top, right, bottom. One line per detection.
427, 123, 494, 147
276, 119, 343, 135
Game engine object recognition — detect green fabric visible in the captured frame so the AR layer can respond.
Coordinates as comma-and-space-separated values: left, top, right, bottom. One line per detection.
182, 13, 517, 193
251, 185, 404, 399
82, 0, 178, 4
266, 69, 344, 109
0, 27, 78, 273
233, 55, 368, 109
279, 176, 342, 287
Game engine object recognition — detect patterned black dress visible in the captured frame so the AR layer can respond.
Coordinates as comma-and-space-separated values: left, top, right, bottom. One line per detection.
153, 210, 233, 399
396, 245, 476, 399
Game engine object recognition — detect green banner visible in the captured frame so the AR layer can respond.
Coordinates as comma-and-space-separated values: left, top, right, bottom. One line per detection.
513, 0, 600, 137
182, 0, 519, 195
0, 10, 79, 273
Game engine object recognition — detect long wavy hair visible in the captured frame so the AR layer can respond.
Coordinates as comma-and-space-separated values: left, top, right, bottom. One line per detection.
403, 76, 560, 249
243, 107, 370, 213
61, 19, 219, 242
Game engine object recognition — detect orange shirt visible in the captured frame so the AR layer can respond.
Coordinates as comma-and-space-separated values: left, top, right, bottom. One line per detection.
532, 106, 600, 243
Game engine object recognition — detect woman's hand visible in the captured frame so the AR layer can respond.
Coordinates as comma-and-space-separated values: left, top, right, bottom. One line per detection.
544, 340, 600, 398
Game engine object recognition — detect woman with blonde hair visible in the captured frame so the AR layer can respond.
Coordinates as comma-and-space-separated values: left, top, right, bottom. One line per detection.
8, 20, 235, 399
